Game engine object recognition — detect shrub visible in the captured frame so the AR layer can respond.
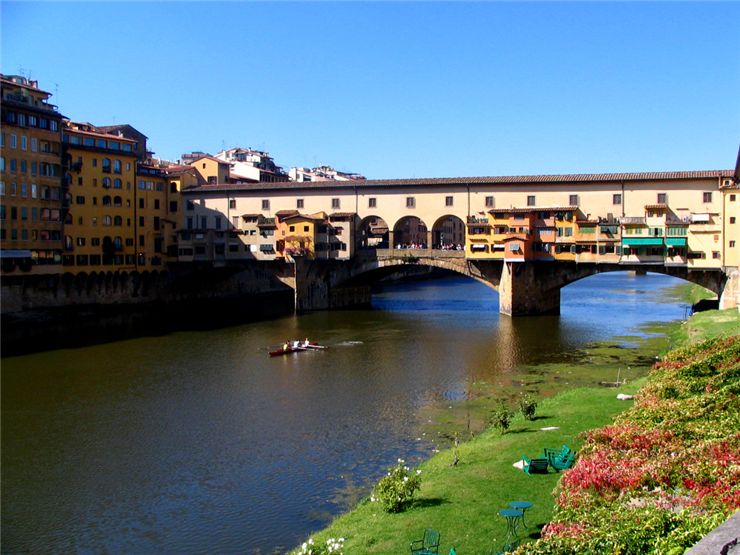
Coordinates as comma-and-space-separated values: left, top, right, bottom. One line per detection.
519, 394, 538, 420
371, 458, 422, 513
297, 537, 345, 554
490, 403, 514, 434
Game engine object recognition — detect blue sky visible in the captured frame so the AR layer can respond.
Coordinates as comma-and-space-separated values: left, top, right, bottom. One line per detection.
2, 2, 738, 179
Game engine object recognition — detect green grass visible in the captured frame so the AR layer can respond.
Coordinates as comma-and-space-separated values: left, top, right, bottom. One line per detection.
294, 380, 645, 554
669, 308, 740, 347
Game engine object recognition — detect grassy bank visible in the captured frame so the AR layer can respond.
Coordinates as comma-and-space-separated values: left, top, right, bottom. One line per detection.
294, 381, 645, 554
294, 308, 740, 554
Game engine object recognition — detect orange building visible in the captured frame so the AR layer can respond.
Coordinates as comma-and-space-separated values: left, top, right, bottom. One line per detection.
0, 74, 66, 274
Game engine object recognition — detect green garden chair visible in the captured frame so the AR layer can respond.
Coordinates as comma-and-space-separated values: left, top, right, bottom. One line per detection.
410, 528, 440, 554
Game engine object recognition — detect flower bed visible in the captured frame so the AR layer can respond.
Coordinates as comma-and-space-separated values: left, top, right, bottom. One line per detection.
518, 335, 740, 554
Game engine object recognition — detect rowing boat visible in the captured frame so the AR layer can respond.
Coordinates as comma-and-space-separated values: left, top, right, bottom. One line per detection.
269, 342, 326, 357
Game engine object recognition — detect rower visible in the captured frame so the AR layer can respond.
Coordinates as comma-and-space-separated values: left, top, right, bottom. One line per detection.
303, 338, 310, 347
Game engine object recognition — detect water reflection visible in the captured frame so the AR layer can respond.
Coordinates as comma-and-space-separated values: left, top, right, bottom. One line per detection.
2, 271, 688, 553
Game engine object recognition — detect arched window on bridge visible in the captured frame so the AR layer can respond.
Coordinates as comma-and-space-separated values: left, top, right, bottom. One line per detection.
432, 215, 466, 250
358, 216, 389, 249
393, 216, 428, 249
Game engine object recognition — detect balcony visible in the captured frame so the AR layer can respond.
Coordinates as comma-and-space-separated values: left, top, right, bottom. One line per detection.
621, 217, 646, 225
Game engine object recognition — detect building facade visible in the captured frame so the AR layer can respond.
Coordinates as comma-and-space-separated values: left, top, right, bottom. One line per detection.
0, 74, 66, 275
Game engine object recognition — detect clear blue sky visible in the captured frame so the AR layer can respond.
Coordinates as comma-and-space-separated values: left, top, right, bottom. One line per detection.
2, 2, 738, 179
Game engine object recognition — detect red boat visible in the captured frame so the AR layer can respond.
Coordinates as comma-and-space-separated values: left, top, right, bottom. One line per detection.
269, 341, 326, 357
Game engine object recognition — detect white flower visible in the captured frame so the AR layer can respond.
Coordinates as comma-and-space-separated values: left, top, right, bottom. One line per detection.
403, 476, 409, 482
416, 469, 422, 475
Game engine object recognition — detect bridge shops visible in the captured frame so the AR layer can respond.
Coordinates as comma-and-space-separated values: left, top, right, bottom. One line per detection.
173, 170, 739, 315
179, 169, 737, 272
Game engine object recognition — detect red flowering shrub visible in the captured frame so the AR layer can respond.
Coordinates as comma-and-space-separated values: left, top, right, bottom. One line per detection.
521, 335, 740, 554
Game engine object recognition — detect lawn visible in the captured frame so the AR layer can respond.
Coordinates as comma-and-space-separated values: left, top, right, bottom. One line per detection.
294, 380, 645, 554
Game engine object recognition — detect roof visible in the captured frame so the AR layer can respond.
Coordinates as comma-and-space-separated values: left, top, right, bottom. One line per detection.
189, 155, 230, 166
489, 205, 578, 214
97, 124, 149, 140
275, 209, 299, 216
329, 212, 357, 218
644, 203, 669, 210
181, 169, 734, 195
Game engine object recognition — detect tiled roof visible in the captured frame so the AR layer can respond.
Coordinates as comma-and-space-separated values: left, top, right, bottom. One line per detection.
489, 205, 578, 214
181, 169, 733, 194
644, 203, 669, 209
329, 212, 357, 218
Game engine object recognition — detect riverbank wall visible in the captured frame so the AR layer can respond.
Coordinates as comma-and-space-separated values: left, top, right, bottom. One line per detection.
1, 263, 296, 356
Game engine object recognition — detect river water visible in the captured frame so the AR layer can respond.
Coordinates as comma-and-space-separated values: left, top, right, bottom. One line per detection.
1, 272, 689, 554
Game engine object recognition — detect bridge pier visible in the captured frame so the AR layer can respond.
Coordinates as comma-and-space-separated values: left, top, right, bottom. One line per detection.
498, 262, 561, 316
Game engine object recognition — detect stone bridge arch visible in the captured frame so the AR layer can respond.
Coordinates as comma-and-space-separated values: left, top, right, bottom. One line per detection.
291, 254, 730, 316
431, 214, 466, 250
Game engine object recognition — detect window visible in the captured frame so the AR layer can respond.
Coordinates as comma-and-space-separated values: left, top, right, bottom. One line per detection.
730, 194, 736, 202
92, 238, 101, 246
103, 215, 112, 226
569, 194, 578, 206
303, 226, 309, 232
712, 251, 720, 259
21, 136, 27, 150
215, 216, 222, 230
102, 158, 111, 173
368, 197, 377, 208
10, 134, 16, 148
730, 217, 736, 224
406, 197, 415, 208
261, 199, 270, 210
297, 199, 304, 209
613, 194, 622, 205
139, 216, 145, 227
139, 198, 145, 209
657, 193, 667, 204
102, 177, 111, 189
332, 198, 340, 209
730, 240, 736, 248
114, 216, 122, 226
76, 237, 86, 246
113, 179, 122, 189
31, 138, 37, 152
229, 199, 236, 209
703, 192, 712, 203
445, 196, 453, 207
485, 196, 494, 208
527, 195, 536, 206
76, 195, 85, 204
169, 201, 177, 212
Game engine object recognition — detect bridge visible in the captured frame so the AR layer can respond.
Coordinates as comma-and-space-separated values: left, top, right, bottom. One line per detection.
281, 248, 730, 316
182, 168, 739, 315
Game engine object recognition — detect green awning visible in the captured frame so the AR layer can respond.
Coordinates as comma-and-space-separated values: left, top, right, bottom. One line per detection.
622, 237, 664, 246
665, 237, 687, 246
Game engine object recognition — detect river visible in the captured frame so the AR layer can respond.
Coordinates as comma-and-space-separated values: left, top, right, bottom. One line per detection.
1, 271, 690, 554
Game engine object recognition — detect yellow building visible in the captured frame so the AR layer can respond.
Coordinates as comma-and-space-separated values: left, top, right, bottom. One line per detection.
189, 155, 230, 185
0, 74, 66, 274
136, 163, 177, 267
62, 121, 139, 272
722, 178, 739, 268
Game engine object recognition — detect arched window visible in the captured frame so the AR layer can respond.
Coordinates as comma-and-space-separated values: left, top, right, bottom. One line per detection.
113, 160, 121, 174
64, 235, 73, 250
113, 178, 122, 189
102, 158, 111, 172
113, 196, 122, 207
114, 215, 122, 226
102, 177, 111, 189
170, 182, 177, 193
114, 236, 123, 249
103, 215, 112, 226
102, 195, 112, 206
